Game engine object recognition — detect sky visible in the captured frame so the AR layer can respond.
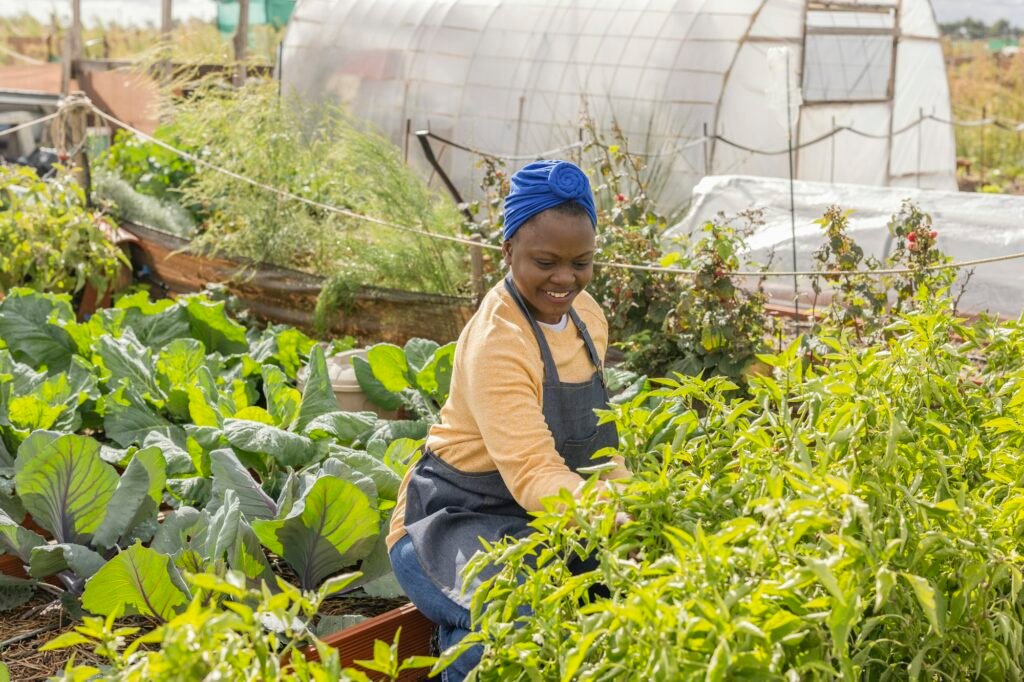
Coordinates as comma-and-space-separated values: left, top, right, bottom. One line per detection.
932, 0, 1024, 24
1, 1, 1024, 28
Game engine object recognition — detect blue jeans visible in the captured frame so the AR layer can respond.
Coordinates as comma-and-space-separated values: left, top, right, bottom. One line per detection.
389, 535, 480, 682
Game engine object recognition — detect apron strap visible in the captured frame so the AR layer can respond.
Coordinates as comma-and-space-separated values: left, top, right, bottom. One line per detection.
568, 308, 605, 382
504, 275, 561, 383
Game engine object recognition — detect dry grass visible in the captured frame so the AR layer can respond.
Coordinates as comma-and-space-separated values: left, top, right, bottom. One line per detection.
0, 13, 282, 66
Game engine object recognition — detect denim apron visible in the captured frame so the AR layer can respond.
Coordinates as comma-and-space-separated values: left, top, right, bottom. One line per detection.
402, 275, 619, 608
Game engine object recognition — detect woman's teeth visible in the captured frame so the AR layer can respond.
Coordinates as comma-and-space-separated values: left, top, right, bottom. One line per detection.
544, 290, 571, 299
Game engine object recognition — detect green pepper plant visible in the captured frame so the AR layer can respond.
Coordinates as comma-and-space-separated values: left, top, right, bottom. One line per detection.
450, 292, 1024, 681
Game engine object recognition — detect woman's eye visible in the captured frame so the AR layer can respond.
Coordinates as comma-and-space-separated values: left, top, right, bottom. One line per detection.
573, 261, 592, 269
535, 260, 554, 268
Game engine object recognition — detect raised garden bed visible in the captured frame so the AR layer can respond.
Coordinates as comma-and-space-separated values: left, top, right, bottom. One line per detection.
121, 221, 475, 345
307, 602, 434, 682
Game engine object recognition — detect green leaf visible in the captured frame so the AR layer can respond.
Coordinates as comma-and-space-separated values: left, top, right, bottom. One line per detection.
902, 573, 944, 635
92, 446, 167, 549
7, 396, 65, 433
81, 542, 190, 621
366, 344, 412, 393
94, 330, 162, 400
0, 508, 46, 562
102, 384, 184, 448
295, 346, 339, 432
874, 566, 896, 611
120, 300, 192, 350
155, 338, 206, 420
15, 433, 119, 545
150, 506, 203, 557
209, 449, 277, 520
0, 289, 76, 372
0, 577, 35, 612
319, 458, 379, 505
352, 356, 402, 411
222, 419, 317, 469
184, 297, 248, 356
403, 338, 439, 379
252, 476, 379, 590
262, 365, 301, 428
38, 631, 95, 652
301, 411, 377, 443
269, 327, 315, 379
29, 543, 106, 580
142, 431, 196, 477
329, 446, 402, 499
230, 518, 275, 583
416, 342, 455, 402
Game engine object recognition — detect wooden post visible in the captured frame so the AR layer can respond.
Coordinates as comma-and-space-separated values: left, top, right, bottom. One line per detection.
58, 92, 92, 201
161, 0, 173, 82
470, 235, 485, 308
62, 0, 83, 95
233, 0, 250, 87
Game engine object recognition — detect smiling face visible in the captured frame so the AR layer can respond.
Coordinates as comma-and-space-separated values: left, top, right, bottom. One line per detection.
502, 204, 595, 325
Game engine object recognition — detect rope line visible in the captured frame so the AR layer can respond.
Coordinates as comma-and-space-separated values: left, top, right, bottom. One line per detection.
88, 103, 1024, 279
422, 132, 584, 161
426, 113, 1024, 161
0, 111, 61, 140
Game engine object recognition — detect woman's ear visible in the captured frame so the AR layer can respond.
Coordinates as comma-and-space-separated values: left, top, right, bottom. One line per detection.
501, 240, 513, 268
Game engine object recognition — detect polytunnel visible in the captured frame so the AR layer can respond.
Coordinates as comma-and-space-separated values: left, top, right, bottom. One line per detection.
280, 0, 956, 213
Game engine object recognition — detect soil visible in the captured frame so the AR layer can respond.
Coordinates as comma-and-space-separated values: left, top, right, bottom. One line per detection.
0, 595, 132, 681
317, 593, 410, 620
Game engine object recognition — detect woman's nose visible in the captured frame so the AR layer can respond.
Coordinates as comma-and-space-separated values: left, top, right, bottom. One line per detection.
550, 267, 575, 287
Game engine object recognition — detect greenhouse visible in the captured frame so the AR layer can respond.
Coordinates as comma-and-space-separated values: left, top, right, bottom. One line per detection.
281, 0, 957, 211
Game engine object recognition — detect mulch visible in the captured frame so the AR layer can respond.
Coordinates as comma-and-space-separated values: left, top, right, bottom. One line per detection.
0, 585, 409, 680
0, 595, 108, 681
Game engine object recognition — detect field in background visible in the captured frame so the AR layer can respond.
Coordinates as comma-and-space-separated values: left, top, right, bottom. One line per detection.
0, 12, 281, 66
944, 39, 1024, 194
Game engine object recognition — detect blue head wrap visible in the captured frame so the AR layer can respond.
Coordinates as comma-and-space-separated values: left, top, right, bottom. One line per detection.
502, 160, 597, 241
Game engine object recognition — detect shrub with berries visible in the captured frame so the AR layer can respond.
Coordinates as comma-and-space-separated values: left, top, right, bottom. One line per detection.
811, 205, 888, 334
885, 200, 955, 310
659, 213, 769, 380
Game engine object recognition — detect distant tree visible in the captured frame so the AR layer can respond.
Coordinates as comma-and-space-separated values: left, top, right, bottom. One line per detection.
939, 17, 1020, 40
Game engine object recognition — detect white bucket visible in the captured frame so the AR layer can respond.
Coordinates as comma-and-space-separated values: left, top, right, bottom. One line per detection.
298, 348, 397, 419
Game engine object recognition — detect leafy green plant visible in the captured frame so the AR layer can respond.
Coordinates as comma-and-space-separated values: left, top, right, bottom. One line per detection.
455, 293, 1024, 681
884, 200, 956, 310
0, 165, 128, 298
811, 205, 888, 331
355, 338, 455, 424
0, 286, 425, 612
98, 128, 200, 216
652, 214, 769, 381
0, 432, 178, 613
43, 571, 375, 681
159, 80, 467, 301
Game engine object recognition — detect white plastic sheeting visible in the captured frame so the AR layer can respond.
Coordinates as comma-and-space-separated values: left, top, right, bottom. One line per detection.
668, 175, 1024, 318
281, 0, 957, 213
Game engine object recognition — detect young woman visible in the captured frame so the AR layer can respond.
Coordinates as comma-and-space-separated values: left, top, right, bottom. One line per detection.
387, 160, 631, 681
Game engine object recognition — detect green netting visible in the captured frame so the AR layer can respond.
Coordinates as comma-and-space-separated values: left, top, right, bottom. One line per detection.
217, 0, 295, 34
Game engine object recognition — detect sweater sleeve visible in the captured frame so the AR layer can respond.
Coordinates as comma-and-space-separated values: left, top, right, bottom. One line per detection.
461, 327, 584, 513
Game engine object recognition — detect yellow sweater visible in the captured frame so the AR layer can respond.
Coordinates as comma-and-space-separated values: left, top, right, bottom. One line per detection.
386, 282, 631, 550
